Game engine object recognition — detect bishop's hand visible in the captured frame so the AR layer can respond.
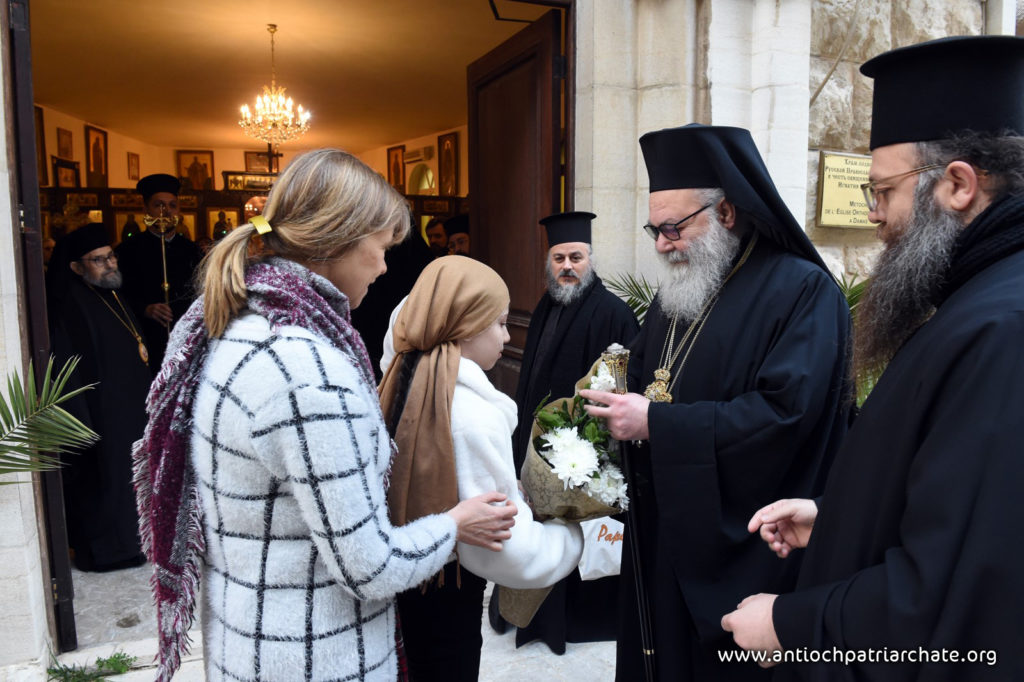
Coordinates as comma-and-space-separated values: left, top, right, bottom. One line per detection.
580, 389, 650, 441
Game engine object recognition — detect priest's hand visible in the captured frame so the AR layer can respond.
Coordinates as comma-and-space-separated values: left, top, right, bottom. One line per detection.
580, 389, 650, 441
721, 593, 781, 667
145, 302, 174, 325
747, 498, 817, 558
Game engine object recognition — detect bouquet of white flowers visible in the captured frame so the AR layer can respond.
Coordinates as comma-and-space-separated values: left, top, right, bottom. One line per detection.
500, 348, 629, 627
521, 358, 629, 517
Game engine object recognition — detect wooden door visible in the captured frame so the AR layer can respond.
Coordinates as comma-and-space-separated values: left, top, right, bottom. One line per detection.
467, 9, 563, 396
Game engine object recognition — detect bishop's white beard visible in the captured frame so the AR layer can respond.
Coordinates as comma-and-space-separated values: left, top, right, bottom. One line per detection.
547, 263, 595, 305
656, 212, 741, 321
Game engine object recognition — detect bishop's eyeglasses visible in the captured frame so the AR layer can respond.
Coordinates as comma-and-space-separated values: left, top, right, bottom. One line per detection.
860, 164, 944, 212
642, 203, 713, 241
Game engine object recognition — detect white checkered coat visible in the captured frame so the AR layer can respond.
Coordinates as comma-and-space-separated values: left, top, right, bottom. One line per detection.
191, 312, 456, 681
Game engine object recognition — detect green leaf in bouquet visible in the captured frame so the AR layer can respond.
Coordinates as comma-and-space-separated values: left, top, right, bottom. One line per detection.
532, 392, 553, 417
535, 409, 565, 430
555, 401, 574, 424
582, 419, 603, 444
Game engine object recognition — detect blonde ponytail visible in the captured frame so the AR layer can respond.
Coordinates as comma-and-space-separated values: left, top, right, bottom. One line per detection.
197, 148, 409, 338
200, 223, 258, 337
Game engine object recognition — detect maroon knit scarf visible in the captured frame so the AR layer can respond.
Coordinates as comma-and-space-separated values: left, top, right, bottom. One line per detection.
132, 257, 378, 681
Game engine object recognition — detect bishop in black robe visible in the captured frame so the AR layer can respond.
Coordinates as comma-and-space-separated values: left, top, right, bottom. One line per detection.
586, 125, 851, 681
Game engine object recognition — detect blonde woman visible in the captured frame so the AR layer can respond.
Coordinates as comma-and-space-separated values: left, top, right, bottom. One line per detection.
379, 257, 583, 681
133, 150, 517, 682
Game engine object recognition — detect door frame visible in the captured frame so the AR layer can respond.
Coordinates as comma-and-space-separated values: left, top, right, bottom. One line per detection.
3, 0, 78, 651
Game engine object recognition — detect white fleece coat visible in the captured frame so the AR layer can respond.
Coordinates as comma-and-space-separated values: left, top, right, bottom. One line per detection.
191, 312, 456, 681
382, 300, 583, 589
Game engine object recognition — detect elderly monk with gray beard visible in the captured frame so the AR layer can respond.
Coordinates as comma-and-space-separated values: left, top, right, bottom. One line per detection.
582, 124, 852, 682
491, 211, 637, 652
48, 223, 152, 571
726, 36, 1024, 682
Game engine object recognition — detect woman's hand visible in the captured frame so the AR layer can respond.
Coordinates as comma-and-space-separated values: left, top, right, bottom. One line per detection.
747, 498, 818, 558
448, 492, 518, 552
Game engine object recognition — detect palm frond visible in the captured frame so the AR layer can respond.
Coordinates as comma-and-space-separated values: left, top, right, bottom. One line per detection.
605, 272, 657, 324
0, 357, 98, 481
838, 273, 870, 319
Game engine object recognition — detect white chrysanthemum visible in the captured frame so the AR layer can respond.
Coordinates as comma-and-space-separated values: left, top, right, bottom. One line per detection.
541, 427, 581, 453
585, 464, 629, 508
547, 433, 601, 488
588, 361, 616, 393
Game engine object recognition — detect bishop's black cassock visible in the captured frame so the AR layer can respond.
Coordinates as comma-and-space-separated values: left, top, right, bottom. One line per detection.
617, 124, 852, 681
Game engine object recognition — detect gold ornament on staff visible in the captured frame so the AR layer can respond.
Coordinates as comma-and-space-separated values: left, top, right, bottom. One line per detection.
600, 343, 630, 395
143, 207, 180, 332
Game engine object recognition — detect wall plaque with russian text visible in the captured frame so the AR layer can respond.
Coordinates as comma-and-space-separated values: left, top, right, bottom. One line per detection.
817, 151, 872, 228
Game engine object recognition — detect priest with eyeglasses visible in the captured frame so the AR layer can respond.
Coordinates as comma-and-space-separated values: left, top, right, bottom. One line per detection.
581, 124, 852, 681
48, 222, 152, 572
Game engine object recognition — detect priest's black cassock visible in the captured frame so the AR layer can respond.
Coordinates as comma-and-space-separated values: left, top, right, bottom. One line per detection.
115, 229, 200, 368
512, 277, 639, 470
769, 37, 1024, 682
617, 124, 851, 681
506, 275, 638, 651
772, 198, 1024, 682
50, 272, 152, 571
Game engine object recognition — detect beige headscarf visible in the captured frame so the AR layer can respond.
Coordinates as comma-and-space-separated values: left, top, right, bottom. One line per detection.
379, 256, 510, 526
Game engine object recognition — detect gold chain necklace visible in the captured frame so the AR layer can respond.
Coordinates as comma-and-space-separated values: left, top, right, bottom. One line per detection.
86, 284, 150, 365
644, 233, 758, 402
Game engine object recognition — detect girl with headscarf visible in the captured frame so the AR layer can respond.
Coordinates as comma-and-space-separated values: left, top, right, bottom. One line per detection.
133, 150, 517, 682
379, 256, 584, 681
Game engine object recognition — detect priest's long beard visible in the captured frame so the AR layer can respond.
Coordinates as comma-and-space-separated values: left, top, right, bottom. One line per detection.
547, 263, 595, 305
656, 212, 740, 321
853, 180, 963, 381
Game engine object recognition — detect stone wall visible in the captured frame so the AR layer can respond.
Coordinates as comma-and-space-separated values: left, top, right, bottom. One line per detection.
805, 0, 985, 279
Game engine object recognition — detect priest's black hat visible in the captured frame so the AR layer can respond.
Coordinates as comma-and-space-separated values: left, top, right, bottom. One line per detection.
540, 211, 595, 246
136, 173, 180, 201
639, 123, 829, 272
65, 223, 111, 261
444, 214, 469, 236
861, 36, 1024, 150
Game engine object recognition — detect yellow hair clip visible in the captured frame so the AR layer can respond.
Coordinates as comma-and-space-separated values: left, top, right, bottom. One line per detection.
251, 215, 273, 235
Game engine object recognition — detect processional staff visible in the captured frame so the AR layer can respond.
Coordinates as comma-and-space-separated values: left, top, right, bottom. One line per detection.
601, 344, 656, 682
143, 206, 180, 332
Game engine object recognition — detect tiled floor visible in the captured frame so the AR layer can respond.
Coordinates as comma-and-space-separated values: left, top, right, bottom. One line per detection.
62, 565, 615, 680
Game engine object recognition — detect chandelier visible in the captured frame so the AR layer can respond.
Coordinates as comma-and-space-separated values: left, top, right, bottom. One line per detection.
239, 24, 311, 146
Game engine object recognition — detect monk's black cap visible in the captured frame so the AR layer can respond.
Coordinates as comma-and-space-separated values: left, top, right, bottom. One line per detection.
444, 214, 469, 236
65, 223, 110, 261
540, 211, 594, 246
136, 173, 180, 201
861, 36, 1024, 150
640, 123, 829, 273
